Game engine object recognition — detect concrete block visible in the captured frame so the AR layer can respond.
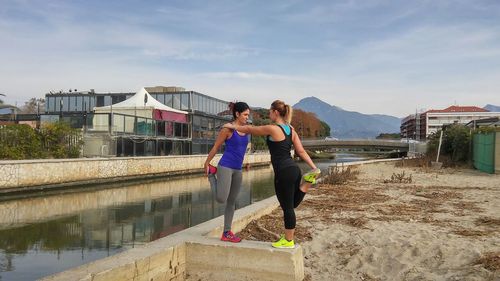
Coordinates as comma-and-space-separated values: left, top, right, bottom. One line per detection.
149, 247, 174, 272
91, 262, 137, 281
186, 239, 304, 281
134, 256, 151, 277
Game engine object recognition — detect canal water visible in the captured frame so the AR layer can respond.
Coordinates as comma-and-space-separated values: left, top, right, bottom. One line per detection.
0, 154, 367, 280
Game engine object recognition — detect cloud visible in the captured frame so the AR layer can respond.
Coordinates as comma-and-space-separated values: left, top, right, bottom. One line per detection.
1, 1, 499, 116
199, 71, 302, 81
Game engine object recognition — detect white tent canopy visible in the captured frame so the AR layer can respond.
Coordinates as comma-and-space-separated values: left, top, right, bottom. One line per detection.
94, 88, 187, 114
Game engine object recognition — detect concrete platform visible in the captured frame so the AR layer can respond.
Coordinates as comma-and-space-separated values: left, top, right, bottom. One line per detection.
186, 238, 304, 281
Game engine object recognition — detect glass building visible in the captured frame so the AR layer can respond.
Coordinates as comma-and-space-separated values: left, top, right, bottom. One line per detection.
44, 87, 233, 156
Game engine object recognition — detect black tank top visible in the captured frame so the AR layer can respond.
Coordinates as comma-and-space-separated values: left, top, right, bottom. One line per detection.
266, 125, 296, 172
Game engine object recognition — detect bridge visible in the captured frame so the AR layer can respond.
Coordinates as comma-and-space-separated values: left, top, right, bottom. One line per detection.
301, 139, 410, 151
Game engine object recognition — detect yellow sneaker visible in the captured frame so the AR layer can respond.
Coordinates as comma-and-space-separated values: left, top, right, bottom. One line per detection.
303, 168, 321, 184
272, 235, 295, 249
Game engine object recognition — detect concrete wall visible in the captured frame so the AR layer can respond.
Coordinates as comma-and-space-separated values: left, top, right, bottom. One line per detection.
496, 132, 500, 174
0, 153, 270, 191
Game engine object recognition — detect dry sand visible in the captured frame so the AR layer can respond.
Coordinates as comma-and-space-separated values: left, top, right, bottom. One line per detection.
239, 161, 500, 281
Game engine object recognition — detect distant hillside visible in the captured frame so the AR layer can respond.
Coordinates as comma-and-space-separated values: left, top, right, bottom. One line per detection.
484, 104, 500, 112
293, 97, 401, 139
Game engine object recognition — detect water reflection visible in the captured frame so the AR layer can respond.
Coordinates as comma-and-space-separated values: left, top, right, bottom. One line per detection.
0, 167, 275, 281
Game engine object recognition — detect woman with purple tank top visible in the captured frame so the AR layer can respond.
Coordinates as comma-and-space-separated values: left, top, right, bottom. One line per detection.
204, 102, 250, 243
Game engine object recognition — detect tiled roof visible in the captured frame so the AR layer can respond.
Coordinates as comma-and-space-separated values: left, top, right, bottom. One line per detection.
425, 106, 488, 113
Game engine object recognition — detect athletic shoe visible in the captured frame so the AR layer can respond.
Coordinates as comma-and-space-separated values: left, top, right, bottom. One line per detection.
207, 164, 217, 175
220, 230, 242, 243
272, 235, 295, 249
303, 168, 321, 184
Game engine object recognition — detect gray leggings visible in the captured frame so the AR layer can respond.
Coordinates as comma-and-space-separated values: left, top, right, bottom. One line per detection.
208, 165, 243, 232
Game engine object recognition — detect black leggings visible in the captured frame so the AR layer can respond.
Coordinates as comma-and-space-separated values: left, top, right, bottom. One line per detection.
274, 165, 306, 229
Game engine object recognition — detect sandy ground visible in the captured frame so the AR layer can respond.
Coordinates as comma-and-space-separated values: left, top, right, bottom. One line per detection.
239, 161, 500, 281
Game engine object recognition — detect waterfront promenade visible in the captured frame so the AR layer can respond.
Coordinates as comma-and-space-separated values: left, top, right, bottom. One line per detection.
0, 153, 271, 194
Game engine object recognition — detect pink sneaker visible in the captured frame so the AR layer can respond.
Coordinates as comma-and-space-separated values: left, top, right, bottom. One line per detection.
221, 231, 242, 243
207, 164, 217, 175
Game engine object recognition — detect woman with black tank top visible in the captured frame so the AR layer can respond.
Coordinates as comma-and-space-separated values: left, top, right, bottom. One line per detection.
223, 100, 320, 249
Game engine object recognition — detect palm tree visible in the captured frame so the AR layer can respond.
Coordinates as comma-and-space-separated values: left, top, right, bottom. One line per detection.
0, 93, 5, 104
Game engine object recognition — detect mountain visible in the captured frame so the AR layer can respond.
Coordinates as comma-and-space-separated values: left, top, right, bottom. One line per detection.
293, 97, 401, 139
484, 104, 500, 112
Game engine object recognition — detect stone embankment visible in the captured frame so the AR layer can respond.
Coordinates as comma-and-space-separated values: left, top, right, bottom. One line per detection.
0, 153, 270, 194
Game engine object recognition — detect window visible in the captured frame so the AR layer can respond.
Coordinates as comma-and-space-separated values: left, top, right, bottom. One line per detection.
196, 96, 202, 112
112, 95, 126, 104
165, 94, 173, 107
89, 96, 96, 110
173, 94, 181, 109
180, 93, 189, 110
157, 94, 165, 104
47, 97, 55, 112
96, 96, 105, 107
201, 96, 207, 113
192, 94, 198, 111
82, 96, 90, 112
62, 96, 69, 111
192, 143, 201, 154
210, 99, 215, 114
175, 122, 182, 137
104, 96, 112, 106
166, 122, 174, 137
68, 96, 75, 111
76, 96, 83, 111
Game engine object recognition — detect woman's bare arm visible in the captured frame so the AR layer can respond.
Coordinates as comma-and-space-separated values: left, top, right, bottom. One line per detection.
291, 128, 317, 170
204, 128, 231, 174
223, 123, 276, 137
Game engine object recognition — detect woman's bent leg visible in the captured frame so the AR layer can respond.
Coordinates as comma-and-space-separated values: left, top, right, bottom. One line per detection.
294, 168, 306, 208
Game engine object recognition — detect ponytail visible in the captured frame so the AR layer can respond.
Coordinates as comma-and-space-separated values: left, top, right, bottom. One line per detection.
271, 100, 293, 124
284, 104, 293, 124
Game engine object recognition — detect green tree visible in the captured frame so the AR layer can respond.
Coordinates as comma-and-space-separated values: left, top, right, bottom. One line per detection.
427, 124, 471, 163
320, 121, 331, 137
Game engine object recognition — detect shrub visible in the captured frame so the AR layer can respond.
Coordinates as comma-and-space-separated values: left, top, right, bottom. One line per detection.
322, 165, 359, 185
40, 122, 83, 159
427, 124, 471, 164
0, 122, 83, 160
383, 171, 412, 183
0, 125, 44, 159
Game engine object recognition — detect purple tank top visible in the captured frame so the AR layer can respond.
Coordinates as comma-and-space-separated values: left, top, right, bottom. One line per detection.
219, 130, 249, 170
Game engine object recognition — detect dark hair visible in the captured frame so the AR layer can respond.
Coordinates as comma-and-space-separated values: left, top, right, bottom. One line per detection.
271, 100, 292, 123
229, 101, 250, 119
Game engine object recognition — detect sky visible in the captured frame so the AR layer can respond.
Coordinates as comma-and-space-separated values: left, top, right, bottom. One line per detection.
1, 0, 500, 117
